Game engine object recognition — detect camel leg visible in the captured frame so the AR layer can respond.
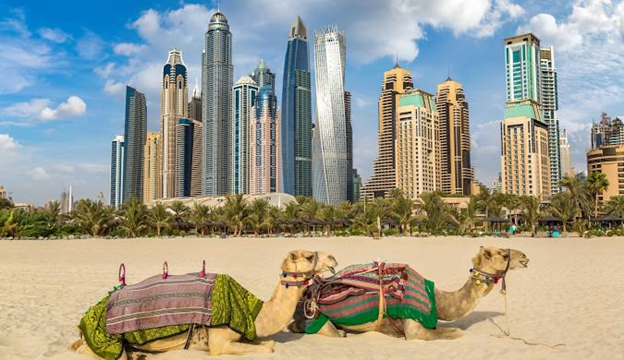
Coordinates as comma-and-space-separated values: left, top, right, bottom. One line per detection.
316, 321, 346, 338
402, 319, 463, 341
208, 327, 275, 356
72, 339, 129, 360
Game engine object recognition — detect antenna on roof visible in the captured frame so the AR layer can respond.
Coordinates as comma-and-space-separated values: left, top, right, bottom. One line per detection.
217, 0, 221, 12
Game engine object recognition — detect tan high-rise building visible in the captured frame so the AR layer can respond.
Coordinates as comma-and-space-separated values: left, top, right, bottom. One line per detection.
395, 89, 441, 199
436, 77, 473, 195
361, 65, 413, 201
500, 100, 551, 198
143, 132, 161, 203
587, 145, 624, 203
160, 49, 188, 199
560, 128, 572, 178
250, 86, 281, 194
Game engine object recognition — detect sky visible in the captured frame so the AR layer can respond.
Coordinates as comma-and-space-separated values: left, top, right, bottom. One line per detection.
1, 0, 624, 205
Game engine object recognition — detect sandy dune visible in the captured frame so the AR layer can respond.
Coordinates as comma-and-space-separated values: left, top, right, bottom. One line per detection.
0, 236, 623, 360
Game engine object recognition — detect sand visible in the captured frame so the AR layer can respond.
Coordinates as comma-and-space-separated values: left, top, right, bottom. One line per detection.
0, 236, 623, 360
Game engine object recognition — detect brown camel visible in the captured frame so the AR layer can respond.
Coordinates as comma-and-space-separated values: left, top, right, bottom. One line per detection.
72, 250, 338, 358
292, 246, 529, 340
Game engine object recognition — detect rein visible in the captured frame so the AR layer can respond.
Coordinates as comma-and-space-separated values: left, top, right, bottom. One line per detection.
469, 248, 511, 292
280, 251, 318, 288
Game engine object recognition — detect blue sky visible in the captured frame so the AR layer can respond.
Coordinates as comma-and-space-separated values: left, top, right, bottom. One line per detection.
1, 0, 623, 205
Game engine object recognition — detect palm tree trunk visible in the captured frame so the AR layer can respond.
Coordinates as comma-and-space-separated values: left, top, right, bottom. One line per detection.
595, 196, 599, 218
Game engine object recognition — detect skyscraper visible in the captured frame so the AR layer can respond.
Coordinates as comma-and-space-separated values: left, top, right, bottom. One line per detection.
560, 129, 572, 178
395, 89, 441, 199
188, 79, 202, 122
500, 100, 551, 198
110, 135, 125, 208
160, 49, 188, 199
436, 77, 473, 195
231, 76, 258, 194
344, 91, 354, 203
540, 46, 561, 193
281, 16, 312, 196
361, 65, 413, 201
143, 132, 161, 203
59, 186, 73, 214
203, 12, 233, 195
250, 85, 281, 194
504, 33, 541, 103
175, 119, 203, 197
312, 26, 348, 205
122, 86, 147, 203
251, 59, 276, 93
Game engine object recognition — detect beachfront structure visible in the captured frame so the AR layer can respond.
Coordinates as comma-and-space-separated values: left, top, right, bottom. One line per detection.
540, 46, 561, 193
202, 11, 233, 195
500, 100, 551, 198
251, 59, 276, 94
160, 49, 188, 199
395, 89, 441, 199
175, 119, 203, 197
436, 77, 473, 195
560, 129, 572, 178
312, 26, 348, 205
587, 145, 624, 202
143, 132, 161, 203
231, 76, 258, 194
281, 16, 312, 196
504, 33, 541, 103
122, 86, 147, 203
110, 135, 125, 208
250, 85, 281, 194
360, 64, 413, 201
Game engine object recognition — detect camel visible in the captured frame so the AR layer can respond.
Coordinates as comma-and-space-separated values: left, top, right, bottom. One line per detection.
72, 249, 338, 358
290, 246, 529, 341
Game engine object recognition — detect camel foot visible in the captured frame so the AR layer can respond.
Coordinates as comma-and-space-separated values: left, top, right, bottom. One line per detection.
403, 319, 463, 341
432, 327, 463, 340
260, 340, 276, 353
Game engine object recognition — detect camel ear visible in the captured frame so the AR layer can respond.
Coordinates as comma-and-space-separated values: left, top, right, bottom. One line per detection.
289, 251, 299, 261
483, 249, 492, 260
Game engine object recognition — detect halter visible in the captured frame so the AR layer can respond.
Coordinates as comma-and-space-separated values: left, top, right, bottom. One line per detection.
470, 248, 511, 293
280, 251, 318, 288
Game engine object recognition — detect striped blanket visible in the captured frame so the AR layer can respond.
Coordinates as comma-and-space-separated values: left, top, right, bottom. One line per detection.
294, 263, 437, 334
106, 272, 217, 334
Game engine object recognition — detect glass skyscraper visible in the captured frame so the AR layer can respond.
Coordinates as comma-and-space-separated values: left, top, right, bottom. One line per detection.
540, 46, 561, 193
281, 16, 312, 196
122, 86, 147, 203
202, 12, 233, 195
231, 76, 258, 194
110, 135, 124, 208
312, 26, 348, 205
251, 59, 276, 94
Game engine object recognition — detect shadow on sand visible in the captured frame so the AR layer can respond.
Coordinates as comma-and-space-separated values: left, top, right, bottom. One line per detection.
443, 311, 504, 330
271, 331, 305, 344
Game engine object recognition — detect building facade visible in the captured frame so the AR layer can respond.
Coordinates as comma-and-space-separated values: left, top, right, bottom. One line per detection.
590, 113, 624, 148
540, 46, 561, 193
504, 33, 541, 103
143, 132, 161, 203
436, 77, 473, 195
361, 65, 413, 201
500, 100, 551, 198
395, 89, 441, 199
188, 79, 202, 123
312, 26, 348, 205
250, 85, 281, 194
203, 12, 233, 195
231, 76, 258, 194
251, 59, 276, 93
175, 119, 203, 197
122, 86, 147, 203
59, 187, 73, 214
110, 135, 125, 208
587, 145, 624, 203
281, 16, 312, 196
345, 91, 354, 203
560, 129, 572, 178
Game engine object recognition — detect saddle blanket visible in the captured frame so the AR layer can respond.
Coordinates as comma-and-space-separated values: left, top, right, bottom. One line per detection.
294, 263, 438, 333
106, 272, 216, 334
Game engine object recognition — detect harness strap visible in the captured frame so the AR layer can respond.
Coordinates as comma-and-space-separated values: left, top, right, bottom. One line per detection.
375, 263, 385, 331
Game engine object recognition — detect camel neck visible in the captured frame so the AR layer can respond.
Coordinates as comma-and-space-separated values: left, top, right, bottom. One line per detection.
254, 276, 305, 337
435, 276, 495, 321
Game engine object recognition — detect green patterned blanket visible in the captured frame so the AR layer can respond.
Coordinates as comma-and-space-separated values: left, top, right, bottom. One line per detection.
78, 274, 263, 360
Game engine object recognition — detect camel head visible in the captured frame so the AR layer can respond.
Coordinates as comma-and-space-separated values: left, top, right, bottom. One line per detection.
472, 246, 529, 275
281, 250, 338, 278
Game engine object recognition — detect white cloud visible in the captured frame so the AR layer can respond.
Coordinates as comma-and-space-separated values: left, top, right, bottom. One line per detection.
38, 27, 70, 43
1, 96, 87, 123
0, 134, 19, 150
28, 167, 51, 181
114, 43, 148, 56
518, 13, 582, 51
76, 31, 105, 60
95, 62, 116, 78
104, 79, 126, 96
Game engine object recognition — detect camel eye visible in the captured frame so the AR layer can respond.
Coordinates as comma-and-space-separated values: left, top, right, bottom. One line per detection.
502, 254, 509, 259
305, 255, 314, 262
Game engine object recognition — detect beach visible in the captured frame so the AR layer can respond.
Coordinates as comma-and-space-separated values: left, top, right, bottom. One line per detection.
0, 236, 622, 360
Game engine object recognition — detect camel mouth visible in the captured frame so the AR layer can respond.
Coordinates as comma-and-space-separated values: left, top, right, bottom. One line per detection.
518, 259, 529, 268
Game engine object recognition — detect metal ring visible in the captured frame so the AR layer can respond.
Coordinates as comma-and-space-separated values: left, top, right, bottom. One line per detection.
118, 263, 126, 286
162, 261, 169, 279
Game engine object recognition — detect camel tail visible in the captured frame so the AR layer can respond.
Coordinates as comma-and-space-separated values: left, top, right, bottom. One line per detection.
69, 338, 84, 351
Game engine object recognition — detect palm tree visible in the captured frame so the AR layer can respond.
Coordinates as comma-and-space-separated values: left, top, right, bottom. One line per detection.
73, 199, 112, 236
280, 202, 300, 235
391, 192, 414, 235
119, 198, 147, 237
168, 200, 189, 229
417, 192, 454, 235
300, 198, 321, 235
42, 200, 61, 224
370, 197, 391, 238
245, 198, 270, 236
458, 197, 479, 235
521, 196, 541, 236
605, 195, 624, 218
188, 203, 211, 236
263, 206, 281, 235
1, 210, 19, 236
549, 192, 575, 234
560, 173, 591, 221
148, 202, 172, 236
587, 172, 610, 218
221, 194, 248, 236
318, 205, 338, 236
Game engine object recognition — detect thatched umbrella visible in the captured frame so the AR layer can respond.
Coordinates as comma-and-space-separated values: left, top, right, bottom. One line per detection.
483, 216, 509, 233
